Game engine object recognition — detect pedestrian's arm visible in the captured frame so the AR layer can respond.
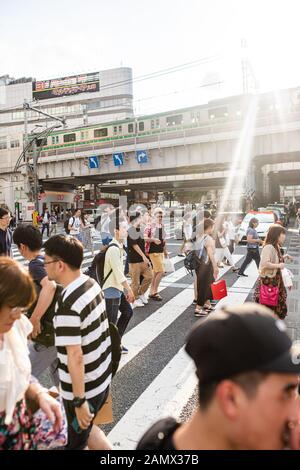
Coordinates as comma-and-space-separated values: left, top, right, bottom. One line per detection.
132, 244, 148, 262
30, 277, 56, 322
206, 242, 218, 270
66, 344, 85, 398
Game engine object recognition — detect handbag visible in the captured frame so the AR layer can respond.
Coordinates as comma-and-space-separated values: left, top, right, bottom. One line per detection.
33, 395, 68, 450
164, 257, 175, 273
211, 280, 227, 300
259, 283, 279, 307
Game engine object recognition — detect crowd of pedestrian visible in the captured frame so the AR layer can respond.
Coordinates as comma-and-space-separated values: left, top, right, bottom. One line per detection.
0, 201, 300, 450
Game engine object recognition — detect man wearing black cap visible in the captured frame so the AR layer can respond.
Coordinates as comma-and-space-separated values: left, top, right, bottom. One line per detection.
137, 303, 300, 450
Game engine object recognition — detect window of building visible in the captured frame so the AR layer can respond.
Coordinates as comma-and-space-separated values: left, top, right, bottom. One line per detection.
51, 136, 59, 145
94, 128, 108, 138
113, 126, 117, 134
10, 139, 20, 148
151, 120, 155, 129
156, 119, 160, 127
138, 121, 144, 131
63, 133, 76, 143
128, 123, 134, 133
166, 114, 183, 126
118, 125, 122, 133
0, 137, 7, 150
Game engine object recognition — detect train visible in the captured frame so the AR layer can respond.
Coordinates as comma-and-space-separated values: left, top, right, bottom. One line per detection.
36, 87, 300, 155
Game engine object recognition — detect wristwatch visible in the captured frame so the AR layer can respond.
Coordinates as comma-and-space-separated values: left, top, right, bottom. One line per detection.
73, 396, 86, 408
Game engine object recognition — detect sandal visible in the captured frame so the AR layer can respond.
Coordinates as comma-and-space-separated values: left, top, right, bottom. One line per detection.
194, 308, 208, 317
149, 293, 163, 301
204, 305, 215, 312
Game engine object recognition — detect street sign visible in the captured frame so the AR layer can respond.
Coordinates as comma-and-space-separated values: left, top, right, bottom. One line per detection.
88, 156, 99, 169
136, 150, 148, 164
113, 153, 124, 166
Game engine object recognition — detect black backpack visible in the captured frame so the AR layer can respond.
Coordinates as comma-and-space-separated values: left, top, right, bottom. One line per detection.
184, 236, 208, 276
84, 243, 118, 287
64, 216, 74, 235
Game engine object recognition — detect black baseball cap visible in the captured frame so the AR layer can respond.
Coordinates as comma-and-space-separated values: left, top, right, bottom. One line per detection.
185, 303, 300, 385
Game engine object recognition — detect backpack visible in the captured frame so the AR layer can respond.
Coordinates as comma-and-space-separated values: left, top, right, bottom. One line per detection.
84, 243, 118, 287
64, 216, 74, 234
27, 274, 63, 348
184, 236, 208, 276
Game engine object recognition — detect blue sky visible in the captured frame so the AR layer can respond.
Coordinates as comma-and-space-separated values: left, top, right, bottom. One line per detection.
1, 0, 300, 114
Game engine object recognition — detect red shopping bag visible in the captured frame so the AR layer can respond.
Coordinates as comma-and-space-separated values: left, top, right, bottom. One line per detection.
211, 280, 227, 300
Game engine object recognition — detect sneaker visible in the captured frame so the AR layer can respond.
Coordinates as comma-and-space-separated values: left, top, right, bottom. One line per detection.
133, 299, 145, 308
139, 294, 148, 305
192, 299, 197, 305
238, 272, 248, 277
121, 346, 128, 354
178, 253, 185, 257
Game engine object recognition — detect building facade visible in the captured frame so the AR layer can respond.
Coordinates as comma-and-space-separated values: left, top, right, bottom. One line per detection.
0, 67, 133, 217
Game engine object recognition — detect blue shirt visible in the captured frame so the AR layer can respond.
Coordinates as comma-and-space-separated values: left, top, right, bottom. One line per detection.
247, 227, 259, 249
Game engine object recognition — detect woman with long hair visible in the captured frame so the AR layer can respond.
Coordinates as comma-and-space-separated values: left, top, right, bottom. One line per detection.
0, 257, 62, 449
253, 225, 293, 319
194, 219, 219, 317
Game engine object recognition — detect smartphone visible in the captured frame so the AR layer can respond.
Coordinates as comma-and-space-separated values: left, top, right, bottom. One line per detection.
71, 402, 95, 434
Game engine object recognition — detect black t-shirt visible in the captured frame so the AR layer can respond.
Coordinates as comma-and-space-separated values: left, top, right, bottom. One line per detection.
136, 417, 180, 450
149, 226, 166, 254
128, 226, 145, 263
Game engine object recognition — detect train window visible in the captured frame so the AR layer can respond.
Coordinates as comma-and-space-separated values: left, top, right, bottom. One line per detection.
94, 128, 108, 138
166, 114, 183, 126
118, 125, 122, 133
139, 121, 144, 131
113, 126, 117, 134
36, 138, 48, 147
128, 123, 134, 133
63, 133, 76, 143
208, 107, 228, 119
51, 136, 59, 145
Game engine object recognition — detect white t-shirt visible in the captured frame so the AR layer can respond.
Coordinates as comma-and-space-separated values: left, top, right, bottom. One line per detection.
69, 216, 81, 235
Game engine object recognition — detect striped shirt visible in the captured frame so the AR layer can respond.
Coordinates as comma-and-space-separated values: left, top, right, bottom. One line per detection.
54, 274, 112, 401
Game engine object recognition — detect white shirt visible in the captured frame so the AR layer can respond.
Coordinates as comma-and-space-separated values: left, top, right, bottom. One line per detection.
69, 216, 81, 235
0, 315, 32, 425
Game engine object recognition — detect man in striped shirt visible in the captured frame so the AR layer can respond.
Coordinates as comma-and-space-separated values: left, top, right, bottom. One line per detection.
43, 235, 112, 450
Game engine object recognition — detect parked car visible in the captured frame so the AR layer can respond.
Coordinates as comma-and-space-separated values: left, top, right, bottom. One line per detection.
238, 211, 276, 243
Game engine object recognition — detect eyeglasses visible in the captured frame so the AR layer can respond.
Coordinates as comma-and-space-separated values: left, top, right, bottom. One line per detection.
43, 259, 61, 265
